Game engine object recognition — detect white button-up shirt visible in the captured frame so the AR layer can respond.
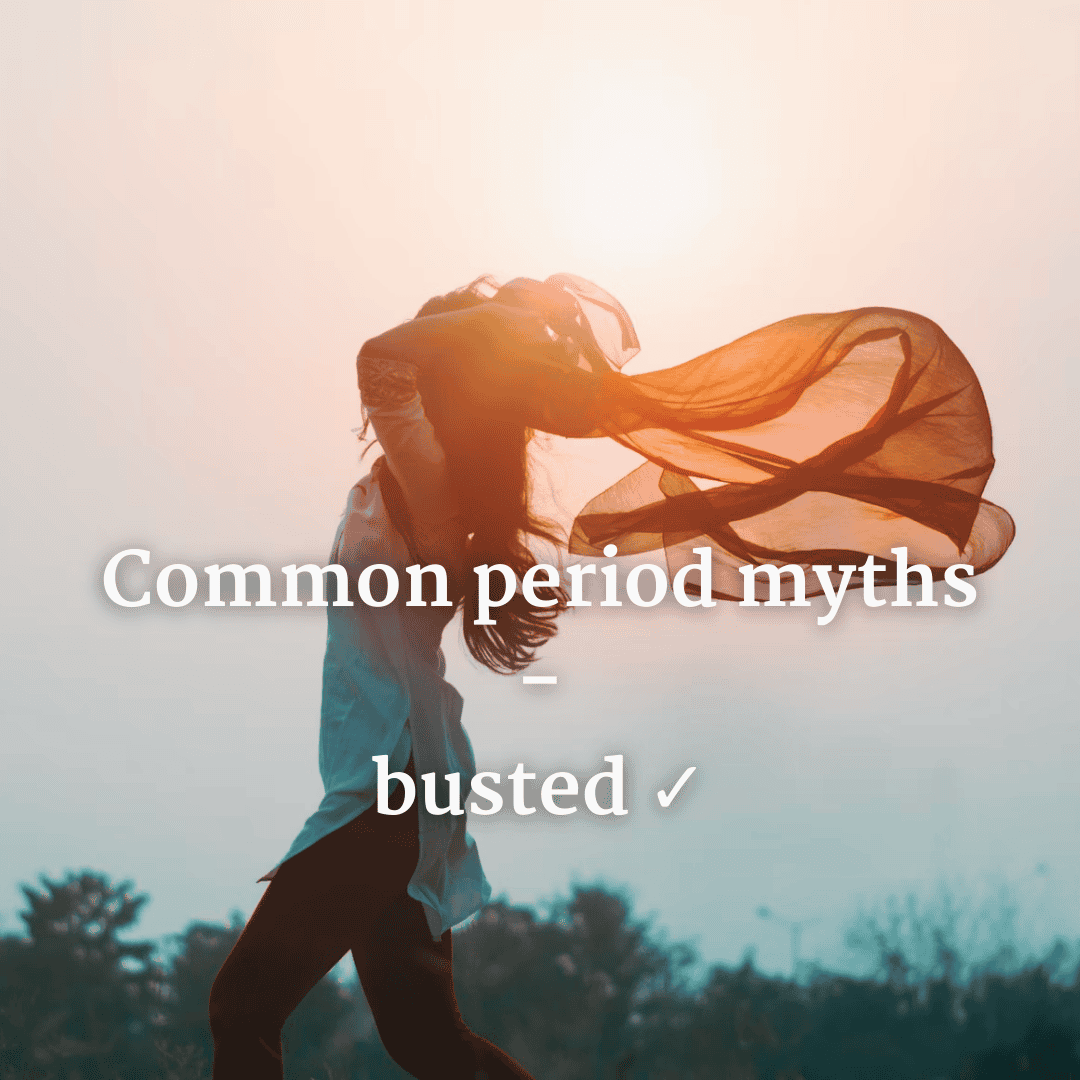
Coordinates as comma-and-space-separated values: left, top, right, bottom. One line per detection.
261, 389, 490, 939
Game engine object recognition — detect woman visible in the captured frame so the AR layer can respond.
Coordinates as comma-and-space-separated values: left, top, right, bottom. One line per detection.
209, 273, 1014, 1079
207, 278, 586, 1080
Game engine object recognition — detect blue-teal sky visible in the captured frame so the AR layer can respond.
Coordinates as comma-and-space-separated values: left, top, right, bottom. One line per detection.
2, 0, 1077, 978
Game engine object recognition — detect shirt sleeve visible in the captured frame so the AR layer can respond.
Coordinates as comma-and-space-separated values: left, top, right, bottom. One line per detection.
358, 354, 463, 565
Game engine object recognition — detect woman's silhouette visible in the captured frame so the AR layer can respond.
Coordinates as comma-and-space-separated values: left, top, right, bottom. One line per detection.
208, 274, 1013, 1079
208, 278, 582, 1080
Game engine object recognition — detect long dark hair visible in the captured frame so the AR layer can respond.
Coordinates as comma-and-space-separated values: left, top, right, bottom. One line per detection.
361, 277, 568, 674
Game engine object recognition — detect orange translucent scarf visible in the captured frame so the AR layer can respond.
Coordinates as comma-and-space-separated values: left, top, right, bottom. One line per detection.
497, 275, 1014, 600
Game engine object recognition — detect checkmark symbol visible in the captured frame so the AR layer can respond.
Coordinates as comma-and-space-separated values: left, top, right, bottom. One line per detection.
657, 766, 696, 808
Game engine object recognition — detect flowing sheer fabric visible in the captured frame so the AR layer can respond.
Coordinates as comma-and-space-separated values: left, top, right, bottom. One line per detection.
490, 275, 1015, 601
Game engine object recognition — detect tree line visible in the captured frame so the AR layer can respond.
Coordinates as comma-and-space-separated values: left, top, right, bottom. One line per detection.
2, 870, 1080, 1079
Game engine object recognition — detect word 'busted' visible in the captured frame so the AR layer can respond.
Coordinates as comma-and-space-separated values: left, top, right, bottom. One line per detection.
373, 755, 628, 817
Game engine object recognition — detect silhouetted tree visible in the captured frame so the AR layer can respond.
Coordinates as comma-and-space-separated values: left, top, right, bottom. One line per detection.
452, 885, 701, 1080
7, 869, 1080, 1080
0, 872, 164, 1080
960, 1018, 1080, 1079
158, 917, 244, 1078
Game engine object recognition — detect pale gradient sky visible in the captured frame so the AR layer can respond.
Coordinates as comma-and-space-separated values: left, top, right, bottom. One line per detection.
1, 0, 1077, 977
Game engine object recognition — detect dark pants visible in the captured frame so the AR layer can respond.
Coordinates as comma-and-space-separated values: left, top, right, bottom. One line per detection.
208, 787, 534, 1080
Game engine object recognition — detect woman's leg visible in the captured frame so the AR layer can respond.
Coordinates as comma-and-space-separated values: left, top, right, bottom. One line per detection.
353, 894, 536, 1080
209, 791, 534, 1080
208, 804, 418, 1080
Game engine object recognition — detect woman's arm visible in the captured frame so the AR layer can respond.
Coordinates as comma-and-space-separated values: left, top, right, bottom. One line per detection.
360, 303, 572, 379
359, 309, 482, 370
360, 303, 596, 435
357, 353, 461, 564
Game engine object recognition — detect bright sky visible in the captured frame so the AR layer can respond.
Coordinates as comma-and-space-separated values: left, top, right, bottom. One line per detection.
1, 0, 1077, 978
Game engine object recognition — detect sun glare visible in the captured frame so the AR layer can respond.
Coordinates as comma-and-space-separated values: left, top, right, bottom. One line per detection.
545, 71, 720, 265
